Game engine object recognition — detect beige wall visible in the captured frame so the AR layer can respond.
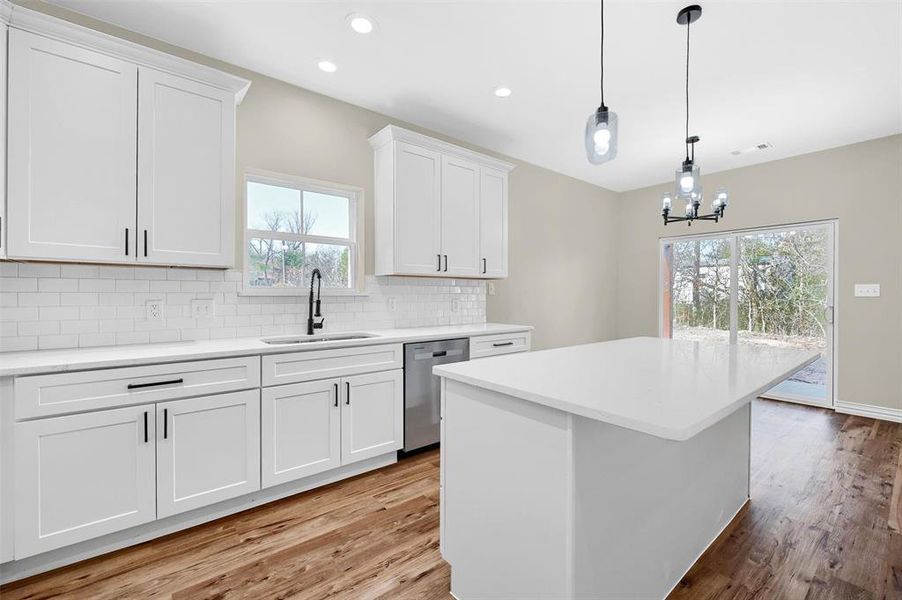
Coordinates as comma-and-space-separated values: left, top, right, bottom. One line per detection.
15, 0, 622, 352
615, 135, 902, 411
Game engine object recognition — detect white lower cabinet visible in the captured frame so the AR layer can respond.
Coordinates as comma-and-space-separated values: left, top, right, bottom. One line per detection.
260, 369, 403, 488
261, 379, 341, 488
156, 390, 260, 518
341, 370, 404, 465
14, 405, 157, 558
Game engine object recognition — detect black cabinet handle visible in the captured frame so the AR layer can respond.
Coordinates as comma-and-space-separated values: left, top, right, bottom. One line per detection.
345, 381, 350, 405
437, 254, 441, 272
333, 383, 338, 407
482, 258, 487, 274
163, 408, 168, 439
125, 228, 129, 256
443, 255, 448, 272
143, 411, 148, 443
128, 378, 183, 390
492, 341, 514, 347
143, 229, 148, 257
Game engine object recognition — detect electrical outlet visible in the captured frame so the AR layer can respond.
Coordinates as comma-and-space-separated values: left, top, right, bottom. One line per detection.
488, 282, 496, 296
387, 297, 398, 312
451, 298, 460, 313
191, 298, 215, 318
145, 300, 164, 322
854, 284, 880, 298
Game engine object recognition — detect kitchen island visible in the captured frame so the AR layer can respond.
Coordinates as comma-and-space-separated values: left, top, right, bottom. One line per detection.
434, 337, 819, 600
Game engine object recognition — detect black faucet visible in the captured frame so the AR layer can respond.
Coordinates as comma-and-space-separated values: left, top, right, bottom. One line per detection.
307, 268, 324, 335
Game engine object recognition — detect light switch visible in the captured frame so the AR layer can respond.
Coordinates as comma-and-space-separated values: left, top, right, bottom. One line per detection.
854, 284, 880, 298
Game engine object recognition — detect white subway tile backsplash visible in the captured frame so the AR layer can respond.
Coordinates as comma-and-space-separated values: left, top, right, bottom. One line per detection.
0, 266, 486, 352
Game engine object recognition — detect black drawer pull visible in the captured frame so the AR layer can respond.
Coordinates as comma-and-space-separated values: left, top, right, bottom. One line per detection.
125, 228, 129, 256
482, 258, 487, 274
143, 411, 148, 443
163, 408, 168, 439
333, 383, 339, 407
437, 254, 441, 272
492, 341, 514, 347
346, 381, 350, 405
127, 378, 184, 390
144, 229, 148, 257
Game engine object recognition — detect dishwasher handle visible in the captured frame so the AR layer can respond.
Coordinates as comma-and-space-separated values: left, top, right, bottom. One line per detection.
413, 348, 465, 361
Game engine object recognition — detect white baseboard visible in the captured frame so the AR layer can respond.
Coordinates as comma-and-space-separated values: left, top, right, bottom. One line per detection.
834, 401, 902, 424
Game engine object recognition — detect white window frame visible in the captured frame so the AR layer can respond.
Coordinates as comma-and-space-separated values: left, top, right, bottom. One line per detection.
241, 168, 365, 296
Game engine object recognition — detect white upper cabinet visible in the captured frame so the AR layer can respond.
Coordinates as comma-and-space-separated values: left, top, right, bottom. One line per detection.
370, 125, 514, 279
0, 18, 9, 259
3, 7, 249, 267
137, 68, 235, 267
388, 142, 442, 275
7, 29, 137, 263
441, 155, 481, 277
479, 167, 509, 278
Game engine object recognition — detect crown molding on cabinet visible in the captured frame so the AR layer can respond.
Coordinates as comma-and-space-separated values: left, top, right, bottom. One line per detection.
368, 125, 516, 173
1, 0, 12, 25
7, 3, 251, 103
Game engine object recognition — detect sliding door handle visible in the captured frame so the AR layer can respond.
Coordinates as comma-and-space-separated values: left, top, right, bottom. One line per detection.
824, 304, 835, 325
333, 383, 339, 407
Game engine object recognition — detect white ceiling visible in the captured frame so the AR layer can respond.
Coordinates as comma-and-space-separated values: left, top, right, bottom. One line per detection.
49, 0, 902, 192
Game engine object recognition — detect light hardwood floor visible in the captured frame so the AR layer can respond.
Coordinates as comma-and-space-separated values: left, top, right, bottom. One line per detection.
3, 399, 901, 599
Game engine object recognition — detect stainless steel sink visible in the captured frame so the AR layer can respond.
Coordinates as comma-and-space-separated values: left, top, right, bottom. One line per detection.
261, 332, 380, 345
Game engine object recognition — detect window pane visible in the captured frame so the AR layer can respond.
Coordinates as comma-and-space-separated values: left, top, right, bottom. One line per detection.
247, 239, 350, 289
247, 181, 301, 233
669, 237, 731, 343
304, 191, 350, 238
737, 228, 828, 348
247, 238, 306, 288
306, 243, 351, 288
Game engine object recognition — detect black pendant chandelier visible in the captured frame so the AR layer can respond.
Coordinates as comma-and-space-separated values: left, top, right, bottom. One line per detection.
661, 5, 730, 226
584, 0, 618, 164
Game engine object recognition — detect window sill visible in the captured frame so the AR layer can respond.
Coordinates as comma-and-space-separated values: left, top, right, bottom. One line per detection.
239, 287, 369, 298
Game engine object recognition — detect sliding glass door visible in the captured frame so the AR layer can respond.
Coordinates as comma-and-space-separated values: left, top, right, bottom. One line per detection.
661, 222, 835, 407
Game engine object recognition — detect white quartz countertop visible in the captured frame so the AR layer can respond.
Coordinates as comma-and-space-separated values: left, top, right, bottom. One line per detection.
0, 323, 532, 377
434, 336, 819, 441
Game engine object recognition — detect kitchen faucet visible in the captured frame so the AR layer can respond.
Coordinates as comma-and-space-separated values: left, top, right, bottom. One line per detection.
307, 268, 324, 335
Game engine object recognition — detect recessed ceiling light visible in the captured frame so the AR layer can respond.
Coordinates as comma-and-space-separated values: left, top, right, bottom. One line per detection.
348, 14, 375, 34
317, 60, 337, 73
494, 87, 512, 98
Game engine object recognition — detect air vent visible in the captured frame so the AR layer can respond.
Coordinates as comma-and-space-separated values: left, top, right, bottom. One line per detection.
731, 142, 773, 156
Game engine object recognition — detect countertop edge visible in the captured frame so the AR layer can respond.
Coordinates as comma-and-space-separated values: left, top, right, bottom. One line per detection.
0, 324, 534, 377
435, 349, 820, 441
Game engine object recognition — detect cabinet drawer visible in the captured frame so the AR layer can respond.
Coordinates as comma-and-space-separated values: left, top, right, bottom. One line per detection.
469, 331, 531, 359
262, 344, 403, 387
15, 356, 261, 419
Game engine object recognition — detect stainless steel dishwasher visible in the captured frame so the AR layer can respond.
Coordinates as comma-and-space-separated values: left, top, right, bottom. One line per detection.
403, 338, 469, 452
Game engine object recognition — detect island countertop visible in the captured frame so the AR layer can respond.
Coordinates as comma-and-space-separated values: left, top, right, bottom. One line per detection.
433, 336, 819, 441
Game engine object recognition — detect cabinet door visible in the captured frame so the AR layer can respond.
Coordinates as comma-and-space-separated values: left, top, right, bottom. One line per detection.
261, 379, 341, 488
479, 167, 509, 278
7, 29, 137, 262
157, 390, 260, 518
137, 67, 235, 267
341, 369, 403, 465
440, 155, 481, 277
393, 142, 442, 275
14, 405, 156, 558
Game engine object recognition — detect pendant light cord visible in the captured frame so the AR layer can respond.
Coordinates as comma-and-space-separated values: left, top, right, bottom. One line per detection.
685, 17, 690, 161
600, 0, 605, 107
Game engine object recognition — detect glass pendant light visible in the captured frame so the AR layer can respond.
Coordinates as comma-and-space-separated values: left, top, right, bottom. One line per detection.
660, 5, 731, 226
585, 0, 618, 164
